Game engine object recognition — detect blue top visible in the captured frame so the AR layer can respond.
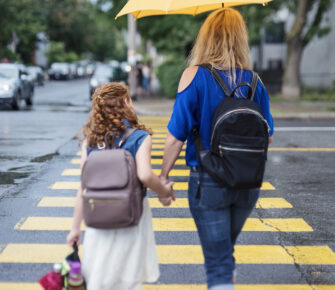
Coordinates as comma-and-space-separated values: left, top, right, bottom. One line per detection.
87, 121, 149, 158
167, 66, 274, 167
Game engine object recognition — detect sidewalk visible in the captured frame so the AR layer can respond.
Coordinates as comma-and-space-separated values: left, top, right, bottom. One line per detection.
134, 97, 335, 119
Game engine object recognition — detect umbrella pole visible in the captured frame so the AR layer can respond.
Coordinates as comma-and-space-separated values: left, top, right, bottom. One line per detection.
128, 13, 137, 100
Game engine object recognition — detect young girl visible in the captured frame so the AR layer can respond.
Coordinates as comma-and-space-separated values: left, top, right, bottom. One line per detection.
67, 82, 174, 290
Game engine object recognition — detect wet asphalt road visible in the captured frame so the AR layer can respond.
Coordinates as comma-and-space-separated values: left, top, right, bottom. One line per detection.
0, 79, 91, 196
0, 79, 335, 287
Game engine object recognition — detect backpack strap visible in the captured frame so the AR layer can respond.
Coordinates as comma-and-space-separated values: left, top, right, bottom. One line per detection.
202, 64, 259, 100
118, 128, 137, 148
103, 128, 137, 149
201, 64, 231, 97
250, 71, 259, 100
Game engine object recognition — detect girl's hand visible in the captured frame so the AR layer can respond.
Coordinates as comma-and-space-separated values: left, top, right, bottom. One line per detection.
67, 228, 81, 246
159, 196, 173, 207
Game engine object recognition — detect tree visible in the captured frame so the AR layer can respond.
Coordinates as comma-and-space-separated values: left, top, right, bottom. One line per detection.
0, 0, 46, 63
282, 0, 332, 99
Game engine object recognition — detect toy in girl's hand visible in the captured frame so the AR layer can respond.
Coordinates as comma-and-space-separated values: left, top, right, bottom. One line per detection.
39, 242, 85, 290
39, 263, 63, 290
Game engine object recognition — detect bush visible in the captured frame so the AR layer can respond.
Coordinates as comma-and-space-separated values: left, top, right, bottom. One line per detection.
156, 57, 186, 98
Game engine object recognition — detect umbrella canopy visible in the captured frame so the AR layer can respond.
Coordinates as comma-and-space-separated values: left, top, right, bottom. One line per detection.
116, 0, 272, 19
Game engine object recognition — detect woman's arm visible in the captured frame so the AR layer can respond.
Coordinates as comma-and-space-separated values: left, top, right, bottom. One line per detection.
160, 132, 184, 182
136, 135, 174, 202
67, 140, 87, 246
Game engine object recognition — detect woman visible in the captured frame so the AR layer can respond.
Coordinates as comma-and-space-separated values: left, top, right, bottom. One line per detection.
160, 8, 274, 290
67, 83, 174, 290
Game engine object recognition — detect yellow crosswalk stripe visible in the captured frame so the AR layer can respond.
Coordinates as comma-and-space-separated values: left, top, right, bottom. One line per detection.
16, 217, 313, 232
151, 159, 186, 165
152, 134, 167, 138
72, 158, 186, 165
152, 169, 189, 176
151, 150, 185, 156
1, 244, 335, 265
71, 158, 81, 164
62, 168, 191, 176
0, 283, 42, 290
256, 197, 293, 208
151, 129, 168, 133
50, 181, 275, 191
0, 284, 333, 290
38, 197, 292, 209
152, 144, 186, 149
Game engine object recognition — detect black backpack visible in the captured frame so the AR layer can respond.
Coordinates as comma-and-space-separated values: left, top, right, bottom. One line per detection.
193, 64, 270, 189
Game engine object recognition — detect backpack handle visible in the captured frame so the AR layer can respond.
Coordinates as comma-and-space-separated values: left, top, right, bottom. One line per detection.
201, 64, 259, 100
230, 82, 252, 99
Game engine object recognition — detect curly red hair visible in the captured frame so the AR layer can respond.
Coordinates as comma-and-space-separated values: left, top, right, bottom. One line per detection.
82, 82, 151, 148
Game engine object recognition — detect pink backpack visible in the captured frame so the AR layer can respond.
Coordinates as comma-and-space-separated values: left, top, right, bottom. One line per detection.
81, 129, 144, 229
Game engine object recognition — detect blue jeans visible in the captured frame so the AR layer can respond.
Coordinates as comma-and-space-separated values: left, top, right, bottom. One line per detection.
188, 171, 260, 288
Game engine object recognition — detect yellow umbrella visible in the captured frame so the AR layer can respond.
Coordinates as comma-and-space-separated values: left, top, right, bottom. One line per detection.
116, 0, 272, 19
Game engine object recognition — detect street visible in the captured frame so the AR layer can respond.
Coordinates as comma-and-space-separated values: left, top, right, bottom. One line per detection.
0, 79, 335, 289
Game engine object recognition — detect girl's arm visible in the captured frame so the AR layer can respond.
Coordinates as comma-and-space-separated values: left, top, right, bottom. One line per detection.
136, 135, 174, 202
67, 140, 87, 246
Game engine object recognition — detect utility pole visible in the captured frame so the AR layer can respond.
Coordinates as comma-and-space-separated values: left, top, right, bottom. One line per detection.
128, 13, 137, 99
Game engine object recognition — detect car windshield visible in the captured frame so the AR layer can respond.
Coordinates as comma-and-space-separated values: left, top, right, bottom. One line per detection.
0, 67, 18, 78
0, 72, 10, 79
51, 63, 67, 69
94, 66, 113, 78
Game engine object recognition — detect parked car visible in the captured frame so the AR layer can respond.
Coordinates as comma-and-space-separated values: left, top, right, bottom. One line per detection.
27, 66, 44, 86
48, 62, 71, 80
0, 63, 34, 109
89, 65, 115, 98
69, 63, 78, 79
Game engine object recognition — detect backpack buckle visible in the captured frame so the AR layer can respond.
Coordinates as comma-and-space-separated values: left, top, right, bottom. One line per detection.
97, 142, 106, 150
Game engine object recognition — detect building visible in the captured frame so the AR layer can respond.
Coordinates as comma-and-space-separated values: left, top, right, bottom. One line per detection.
251, 4, 335, 92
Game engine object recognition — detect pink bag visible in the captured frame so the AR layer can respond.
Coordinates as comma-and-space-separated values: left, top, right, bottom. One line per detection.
81, 129, 144, 229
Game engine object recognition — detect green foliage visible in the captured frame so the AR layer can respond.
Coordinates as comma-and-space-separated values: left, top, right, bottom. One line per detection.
45, 42, 66, 65
0, 0, 46, 63
0, 0, 127, 64
46, 41, 80, 65
156, 57, 187, 98
1, 47, 20, 62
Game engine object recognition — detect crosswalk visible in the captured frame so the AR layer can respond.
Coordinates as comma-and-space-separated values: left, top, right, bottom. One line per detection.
0, 116, 335, 289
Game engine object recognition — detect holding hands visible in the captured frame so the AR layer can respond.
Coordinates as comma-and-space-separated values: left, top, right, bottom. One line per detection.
159, 176, 175, 207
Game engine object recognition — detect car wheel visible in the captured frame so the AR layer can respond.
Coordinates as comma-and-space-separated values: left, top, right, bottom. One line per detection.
12, 92, 22, 110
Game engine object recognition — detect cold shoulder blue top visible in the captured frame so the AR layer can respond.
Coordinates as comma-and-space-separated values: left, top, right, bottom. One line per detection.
168, 66, 274, 167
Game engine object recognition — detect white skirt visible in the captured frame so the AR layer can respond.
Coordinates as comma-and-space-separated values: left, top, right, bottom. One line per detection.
82, 197, 160, 290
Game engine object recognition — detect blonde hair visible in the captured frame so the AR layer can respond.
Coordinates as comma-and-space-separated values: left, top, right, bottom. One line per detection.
188, 8, 252, 85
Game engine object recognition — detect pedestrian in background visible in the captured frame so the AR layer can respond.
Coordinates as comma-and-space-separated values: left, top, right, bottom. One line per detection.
142, 62, 151, 96
67, 83, 174, 290
136, 62, 144, 99
160, 8, 274, 290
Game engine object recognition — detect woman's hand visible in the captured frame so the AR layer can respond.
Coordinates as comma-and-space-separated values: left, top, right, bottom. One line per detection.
67, 228, 81, 246
159, 181, 175, 206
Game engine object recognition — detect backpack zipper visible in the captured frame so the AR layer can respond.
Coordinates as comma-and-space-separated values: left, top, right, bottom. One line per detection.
211, 108, 270, 145
88, 199, 123, 211
219, 145, 265, 156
